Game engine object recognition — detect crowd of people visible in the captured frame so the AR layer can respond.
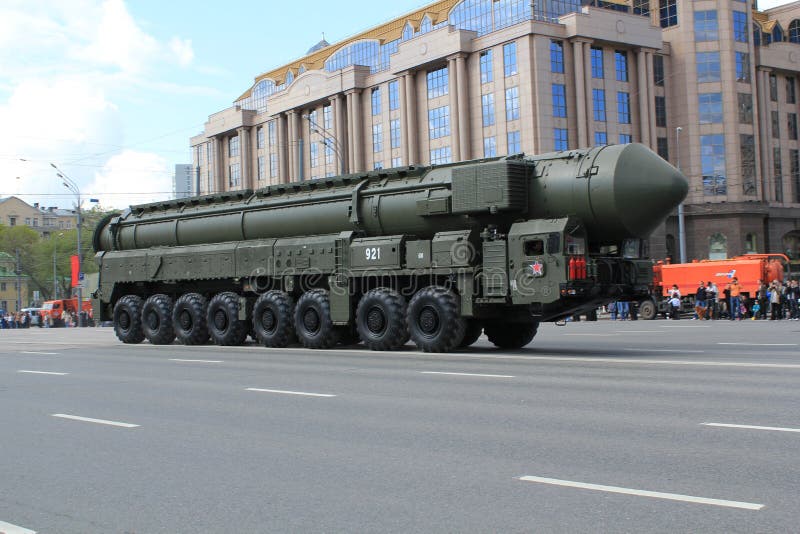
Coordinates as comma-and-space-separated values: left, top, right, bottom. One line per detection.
667, 278, 800, 321
0, 311, 34, 329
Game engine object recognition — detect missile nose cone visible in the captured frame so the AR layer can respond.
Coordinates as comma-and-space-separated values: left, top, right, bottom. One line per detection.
591, 143, 688, 240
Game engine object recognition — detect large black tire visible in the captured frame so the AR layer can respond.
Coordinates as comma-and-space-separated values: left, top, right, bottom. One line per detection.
141, 294, 175, 345
356, 288, 409, 351
113, 295, 145, 344
458, 320, 483, 348
484, 320, 539, 350
207, 292, 249, 346
173, 293, 210, 345
294, 289, 340, 349
252, 291, 295, 347
638, 299, 657, 321
407, 286, 465, 353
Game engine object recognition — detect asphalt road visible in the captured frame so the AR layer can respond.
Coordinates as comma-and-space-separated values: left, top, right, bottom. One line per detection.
1, 319, 799, 533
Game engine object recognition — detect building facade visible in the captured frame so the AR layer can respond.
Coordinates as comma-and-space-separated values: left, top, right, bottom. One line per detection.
0, 252, 29, 313
173, 164, 194, 199
190, 0, 800, 262
0, 196, 78, 238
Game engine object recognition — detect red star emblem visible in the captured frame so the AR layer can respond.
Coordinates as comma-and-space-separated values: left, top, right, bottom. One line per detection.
531, 261, 544, 276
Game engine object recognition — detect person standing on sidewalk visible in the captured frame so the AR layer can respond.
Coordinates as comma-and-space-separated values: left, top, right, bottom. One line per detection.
770, 281, 783, 320
728, 277, 743, 320
706, 281, 718, 320
694, 281, 707, 320
787, 280, 800, 320
756, 280, 769, 320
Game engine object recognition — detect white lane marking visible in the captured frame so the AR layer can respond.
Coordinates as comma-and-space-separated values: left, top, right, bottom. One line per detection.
624, 349, 706, 354
0, 520, 36, 534
518, 476, 763, 511
617, 330, 660, 333
420, 371, 515, 378
563, 333, 615, 337
717, 342, 797, 347
21, 351, 59, 355
18, 370, 68, 376
702, 422, 800, 434
659, 325, 711, 328
246, 388, 336, 398
169, 358, 224, 363
51, 414, 139, 428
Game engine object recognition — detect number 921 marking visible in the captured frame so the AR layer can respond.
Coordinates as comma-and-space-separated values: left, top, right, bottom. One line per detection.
365, 247, 381, 261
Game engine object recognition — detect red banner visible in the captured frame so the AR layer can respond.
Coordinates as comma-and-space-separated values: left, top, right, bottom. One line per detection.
71, 255, 79, 287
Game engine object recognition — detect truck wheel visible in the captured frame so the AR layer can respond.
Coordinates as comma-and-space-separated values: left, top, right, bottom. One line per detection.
207, 292, 248, 346
252, 291, 295, 347
638, 299, 657, 320
407, 286, 466, 353
294, 289, 340, 349
173, 293, 210, 345
113, 295, 145, 344
141, 294, 175, 345
459, 320, 483, 348
485, 320, 538, 350
356, 288, 409, 351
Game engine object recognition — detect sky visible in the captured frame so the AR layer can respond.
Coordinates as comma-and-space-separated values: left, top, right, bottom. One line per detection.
0, 0, 797, 211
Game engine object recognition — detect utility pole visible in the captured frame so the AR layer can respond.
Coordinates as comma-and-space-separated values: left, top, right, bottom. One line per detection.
15, 248, 22, 312
53, 246, 58, 299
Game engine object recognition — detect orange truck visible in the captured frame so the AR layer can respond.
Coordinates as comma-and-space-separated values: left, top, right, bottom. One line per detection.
638, 254, 789, 319
41, 299, 93, 327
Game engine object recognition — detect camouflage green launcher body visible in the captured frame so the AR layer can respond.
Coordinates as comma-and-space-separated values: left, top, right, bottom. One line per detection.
93, 144, 687, 352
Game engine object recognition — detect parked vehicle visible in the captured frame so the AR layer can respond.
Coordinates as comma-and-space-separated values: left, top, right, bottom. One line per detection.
91, 144, 687, 352
20, 307, 44, 327
41, 299, 93, 327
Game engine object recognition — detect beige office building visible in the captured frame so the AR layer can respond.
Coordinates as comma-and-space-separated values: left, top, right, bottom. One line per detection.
0, 196, 78, 238
190, 0, 800, 262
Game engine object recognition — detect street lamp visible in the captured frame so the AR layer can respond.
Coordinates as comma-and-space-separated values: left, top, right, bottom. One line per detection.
302, 113, 343, 175
675, 126, 687, 264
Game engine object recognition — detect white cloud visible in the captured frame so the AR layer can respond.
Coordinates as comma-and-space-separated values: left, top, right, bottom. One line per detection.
86, 150, 174, 209
169, 37, 195, 67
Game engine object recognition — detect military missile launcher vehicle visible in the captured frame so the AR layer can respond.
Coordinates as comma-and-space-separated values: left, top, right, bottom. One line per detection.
92, 143, 687, 352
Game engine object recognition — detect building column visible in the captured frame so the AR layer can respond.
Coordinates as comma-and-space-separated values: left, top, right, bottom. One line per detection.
645, 51, 657, 150
757, 68, 773, 201
213, 136, 224, 193
277, 113, 289, 183
399, 74, 410, 165
456, 54, 471, 161
345, 91, 355, 172
582, 41, 593, 146
404, 72, 418, 165
572, 39, 588, 148
287, 110, 298, 181
637, 48, 650, 147
238, 127, 251, 189
332, 94, 347, 174
448, 56, 461, 161
347, 89, 363, 172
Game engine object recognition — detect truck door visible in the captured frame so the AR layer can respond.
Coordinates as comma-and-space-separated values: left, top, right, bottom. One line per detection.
508, 219, 570, 305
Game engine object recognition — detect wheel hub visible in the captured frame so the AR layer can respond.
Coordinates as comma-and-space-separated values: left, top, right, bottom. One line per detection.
179, 310, 192, 330
119, 311, 130, 330
303, 308, 320, 334
147, 311, 159, 330
261, 309, 276, 333
366, 306, 386, 334
419, 306, 439, 335
214, 310, 228, 330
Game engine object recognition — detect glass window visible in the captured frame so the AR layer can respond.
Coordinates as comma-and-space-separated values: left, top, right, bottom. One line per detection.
619, 133, 632, 144
390, 119, 401, 149
554, 128, 568, 151
789, 113, 798, 140
484, 136, 497, 157
480, 50, 493, 84
735, 52, 750, 83
427, 67, 449, 99
733, 11, 748, 42
754, 23, 762, 46
738, 93, 753, 124
430, 146, 452, 165
258, 156, 265, 180
772, 110, 780, 138
229, 163, 241, 187
701, 134, 727, 196
659, 0, 677, 28
507, 130, 521, 153
371, 87, 381, 116
633, 0, 649, 17
506, 87, 520, 121
552, 84, 567, 118
770, 74, 778, 101
698, 93, 723, 124
310, 143, 319, 168
774, 24, 784, 43
696, 52, 721, 83
653, 55, 664, 86
372, 124, 383, 153
615, 50, 628, 82
791, 149, 800, 202
774, 147, 784, 202
745, 233, 757, 254
388, 81, 399, 111
790, 20, 800, 43
323, 105, 333, 130
741, 134, 756, 195
503, 42, 517, 77
229, 135, 240, 157
694, 10, 718, 42
593, 88, 606, 122
374, 161, 383, 170
429, 106, 450, 139
482, 93, 496, 126
709, 233, 727, 260
591, 47, 604, 79
268, 121, 276, 146
325, 143, 334, 165
617, 91, 631, 124
657, 137, 669, 161
550, 40, 564, 73
595, 131, 607, 145
257, 127, 265, 149
392, 157, 403, 168
655, 96, 666, 127
269, 154, 278, 178
787, 77, 796, 104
